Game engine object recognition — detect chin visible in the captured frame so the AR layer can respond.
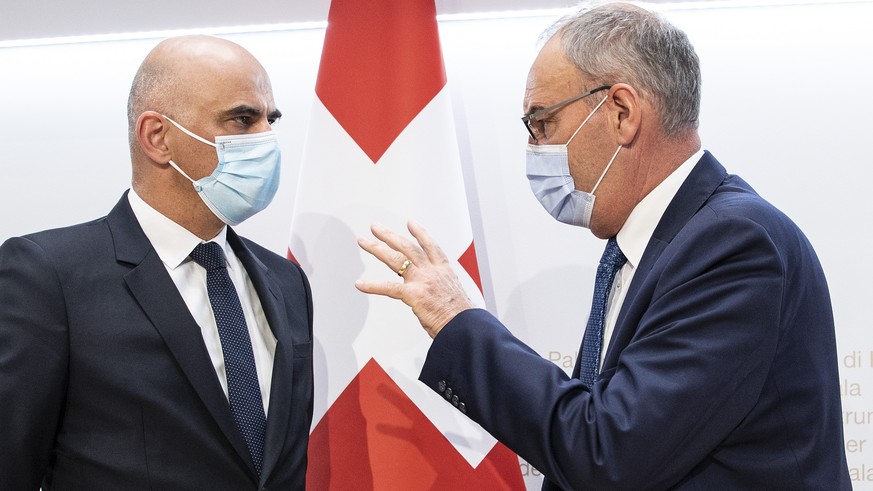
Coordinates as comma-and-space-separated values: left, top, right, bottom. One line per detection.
587, 220, 615, 240
589, 229, 610, 240
586, 219, 604, 239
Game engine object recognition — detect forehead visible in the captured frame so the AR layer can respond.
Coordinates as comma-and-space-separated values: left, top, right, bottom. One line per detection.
179, 49, 276, 115
206, 70, 274, 110
524, 37, 585, 109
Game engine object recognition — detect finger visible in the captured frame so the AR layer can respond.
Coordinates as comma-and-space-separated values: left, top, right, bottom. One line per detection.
370, 223, 428, 266
356, 236, 408, 271
354, 278, 404, 300
407, 220, 450, 265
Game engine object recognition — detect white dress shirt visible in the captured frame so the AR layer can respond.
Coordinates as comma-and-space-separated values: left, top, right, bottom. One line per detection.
128, 189, 277, 414
599, 149, 704, 366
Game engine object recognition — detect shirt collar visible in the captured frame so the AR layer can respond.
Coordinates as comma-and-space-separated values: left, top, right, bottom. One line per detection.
616, 149, 704, 269
127, 188, 228, 270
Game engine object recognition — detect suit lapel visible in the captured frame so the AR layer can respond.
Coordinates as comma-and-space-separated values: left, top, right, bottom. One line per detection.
107, 194, 256, 477
227, 230, 294, 483
603, 152, 728, 366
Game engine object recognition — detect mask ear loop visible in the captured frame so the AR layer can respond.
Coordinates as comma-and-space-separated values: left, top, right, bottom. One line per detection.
162, 115, 214, 191
590, 145, 622, 194
167, 159, 198, 185
162, 115, 217, 148
566, 94, 610, 145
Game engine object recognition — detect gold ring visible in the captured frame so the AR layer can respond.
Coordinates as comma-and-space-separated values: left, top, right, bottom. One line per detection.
396, 259, 411, 277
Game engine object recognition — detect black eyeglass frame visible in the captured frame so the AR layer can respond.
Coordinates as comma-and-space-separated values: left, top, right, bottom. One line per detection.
521, 85, 612, 141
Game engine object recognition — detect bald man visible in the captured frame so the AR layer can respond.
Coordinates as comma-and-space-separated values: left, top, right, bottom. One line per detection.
0, 36, 313, 489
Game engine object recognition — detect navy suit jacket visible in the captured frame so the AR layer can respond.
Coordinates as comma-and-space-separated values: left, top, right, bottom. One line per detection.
0, 193, 313, 490
420, 152, 851, 490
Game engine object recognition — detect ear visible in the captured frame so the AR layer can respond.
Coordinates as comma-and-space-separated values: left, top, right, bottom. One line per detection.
136, 111, 171, 165
606, 83, 641, 146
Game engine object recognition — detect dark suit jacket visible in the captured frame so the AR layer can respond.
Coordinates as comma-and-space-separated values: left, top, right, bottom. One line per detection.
420, 152, 851, 490
0, 193, 313, 490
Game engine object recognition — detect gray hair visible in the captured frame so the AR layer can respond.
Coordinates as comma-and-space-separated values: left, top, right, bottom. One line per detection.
547, 2, 701, 135
126, 61, 182, 151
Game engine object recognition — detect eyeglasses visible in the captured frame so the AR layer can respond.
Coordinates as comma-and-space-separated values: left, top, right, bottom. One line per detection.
521, 85, 611, 141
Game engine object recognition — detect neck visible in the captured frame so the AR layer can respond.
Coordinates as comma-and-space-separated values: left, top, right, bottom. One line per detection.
132, 181, 225, 241
588, 129, 701, 239
636, 129, 701, 199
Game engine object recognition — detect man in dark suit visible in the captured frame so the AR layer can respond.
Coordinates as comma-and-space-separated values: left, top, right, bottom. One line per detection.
0, 35, 313, 489
356, 3, 850, 489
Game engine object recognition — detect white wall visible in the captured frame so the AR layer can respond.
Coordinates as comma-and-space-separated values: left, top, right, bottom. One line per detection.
1, 2, 871, 488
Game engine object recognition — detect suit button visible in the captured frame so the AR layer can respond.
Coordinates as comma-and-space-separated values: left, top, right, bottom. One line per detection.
444, 387, 453, 400
452, 395, 460, 407
458, 402, 467, 414
438, 380, 447, 393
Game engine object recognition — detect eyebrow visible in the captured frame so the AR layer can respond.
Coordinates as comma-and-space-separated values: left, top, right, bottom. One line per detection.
523, 104, 545, 117
221, 105, 283, 121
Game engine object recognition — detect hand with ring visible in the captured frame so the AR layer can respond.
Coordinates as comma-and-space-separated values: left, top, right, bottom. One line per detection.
356, 221, 473, 338
396, 259, 411, 277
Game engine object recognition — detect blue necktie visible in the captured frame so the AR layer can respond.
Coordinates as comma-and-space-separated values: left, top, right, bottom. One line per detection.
578, 237, 627, 388
190, 242, 267, 475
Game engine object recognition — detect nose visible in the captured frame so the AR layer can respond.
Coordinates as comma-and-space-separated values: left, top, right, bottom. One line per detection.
254, 118, 273, 133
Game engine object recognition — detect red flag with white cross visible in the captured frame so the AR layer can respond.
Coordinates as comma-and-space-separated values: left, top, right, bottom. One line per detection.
288, 0, 524, 488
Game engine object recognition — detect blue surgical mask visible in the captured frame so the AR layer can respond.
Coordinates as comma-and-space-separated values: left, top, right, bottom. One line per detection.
525, 95, 621, 228
164, 115, 281, 226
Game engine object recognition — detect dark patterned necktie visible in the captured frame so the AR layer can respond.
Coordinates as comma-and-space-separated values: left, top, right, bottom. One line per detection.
190, 242, 266, 475
578, 237, 627, 388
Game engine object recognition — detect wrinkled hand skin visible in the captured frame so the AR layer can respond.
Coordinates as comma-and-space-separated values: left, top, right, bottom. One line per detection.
355, 221, 473, 338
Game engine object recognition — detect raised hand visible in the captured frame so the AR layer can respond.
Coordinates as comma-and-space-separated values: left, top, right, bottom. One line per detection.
355, 221, 473, 338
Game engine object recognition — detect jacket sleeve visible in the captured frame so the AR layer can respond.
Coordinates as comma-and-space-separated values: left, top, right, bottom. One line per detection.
0, 237, 70, 490
419, 214, 785, 490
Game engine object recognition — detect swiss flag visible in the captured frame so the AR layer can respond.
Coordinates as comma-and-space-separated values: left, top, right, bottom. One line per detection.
288, 0, 524, 489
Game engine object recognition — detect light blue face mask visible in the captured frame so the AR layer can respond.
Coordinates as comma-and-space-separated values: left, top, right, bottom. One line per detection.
164, 115, 281, 226
525, 95, 621, 229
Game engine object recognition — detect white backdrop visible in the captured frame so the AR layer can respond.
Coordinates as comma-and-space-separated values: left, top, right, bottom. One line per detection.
1, 2, 871, 489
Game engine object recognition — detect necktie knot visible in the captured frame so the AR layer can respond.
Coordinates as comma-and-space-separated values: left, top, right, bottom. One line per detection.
601, 237, 627, 270
190, 242, 226, 271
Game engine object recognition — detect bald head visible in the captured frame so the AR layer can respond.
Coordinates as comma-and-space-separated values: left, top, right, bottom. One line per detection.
126, 35, 270, 150
125, 35, 279, 239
